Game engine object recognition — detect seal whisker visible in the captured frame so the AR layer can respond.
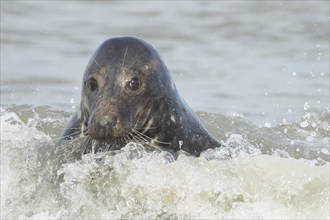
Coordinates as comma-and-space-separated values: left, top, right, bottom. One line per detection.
55, 136, 87, 159
56, 130, 83, 141
133, 126, 158, 130
128, 132, 163, 152
128, 135, 136, 144
56, 136, 81, 150
89, 138, 96, 154
60, 127, 82, 130
81, 136, 92, 154
131, 130, 149, 144
110, 143, 116, 151
127, 132, 141, 144
129, 133, 139, 143
133, 129, 171, 145
124, 135, 131, 144
105, 142, 111, 152
133, 131, 155, 145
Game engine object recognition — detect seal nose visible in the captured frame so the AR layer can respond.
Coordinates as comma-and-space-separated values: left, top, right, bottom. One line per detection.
97, 116, 116, 138
93, 115, 129, 140
100, 116, 113, 127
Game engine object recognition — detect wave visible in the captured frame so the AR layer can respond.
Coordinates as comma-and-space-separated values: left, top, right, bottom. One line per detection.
1, 105, 329, 219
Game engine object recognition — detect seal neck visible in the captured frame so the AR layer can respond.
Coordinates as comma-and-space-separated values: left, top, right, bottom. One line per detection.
156, 95, 221, 156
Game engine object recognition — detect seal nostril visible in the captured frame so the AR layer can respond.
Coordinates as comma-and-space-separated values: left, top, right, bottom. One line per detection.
100, 116, 110, 127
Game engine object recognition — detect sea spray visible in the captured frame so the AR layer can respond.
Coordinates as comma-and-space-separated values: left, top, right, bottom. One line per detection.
1, 105, 329, 219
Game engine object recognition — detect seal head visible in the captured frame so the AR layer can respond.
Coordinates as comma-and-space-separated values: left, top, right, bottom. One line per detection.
60, 36, 221, 156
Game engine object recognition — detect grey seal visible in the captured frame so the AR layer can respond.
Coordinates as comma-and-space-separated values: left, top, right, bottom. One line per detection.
59, 36, 222, 157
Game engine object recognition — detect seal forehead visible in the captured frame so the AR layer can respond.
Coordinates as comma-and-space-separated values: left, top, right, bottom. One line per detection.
102, 36, 152, 49
90, 37, 161, 76
95, 37, 159, 64
120, 62, 154, 74
99, 37, 154, 56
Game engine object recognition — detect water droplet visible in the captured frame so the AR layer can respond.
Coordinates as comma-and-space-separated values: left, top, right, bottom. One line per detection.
292, 72, 297, 76
306, 136, 313, 141
288, 109, 292, 114
321, 148, 329, 155
304, 112, 311, 118
303, 102, 310, 111
178, 140, 183, 150
283, 128, 287, 134
300, 121, 308, 128
264, 122, 271, 128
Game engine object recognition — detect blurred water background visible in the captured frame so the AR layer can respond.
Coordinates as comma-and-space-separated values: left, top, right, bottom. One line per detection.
1, 1, 329, 219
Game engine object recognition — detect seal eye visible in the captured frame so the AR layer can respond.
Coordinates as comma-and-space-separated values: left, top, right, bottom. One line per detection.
87, 78, 98, 92
126, 76, 141, 91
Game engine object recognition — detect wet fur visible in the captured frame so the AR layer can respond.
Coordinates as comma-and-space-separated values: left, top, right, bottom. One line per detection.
59, 36, 221, 157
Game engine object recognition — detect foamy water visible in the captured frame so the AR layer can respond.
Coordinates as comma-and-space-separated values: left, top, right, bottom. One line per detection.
1, 1, 329, 219
1, 106, 329, 219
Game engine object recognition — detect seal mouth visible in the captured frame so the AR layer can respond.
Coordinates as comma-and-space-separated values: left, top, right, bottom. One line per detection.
88, 119, 130, 141
80, 128, 170, 154
81, 133, 131, 153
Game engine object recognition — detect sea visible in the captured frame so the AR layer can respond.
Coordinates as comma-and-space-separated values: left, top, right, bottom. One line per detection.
1, 1, 329, 219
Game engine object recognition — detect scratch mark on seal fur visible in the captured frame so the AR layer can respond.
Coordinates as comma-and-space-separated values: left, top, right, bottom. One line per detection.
122, 47, 129, 68
91, 55, 101, 67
